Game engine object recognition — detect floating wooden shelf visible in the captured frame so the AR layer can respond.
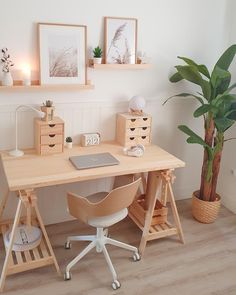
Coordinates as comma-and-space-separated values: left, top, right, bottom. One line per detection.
89, 63, 151, 70
0, 80, 94, 91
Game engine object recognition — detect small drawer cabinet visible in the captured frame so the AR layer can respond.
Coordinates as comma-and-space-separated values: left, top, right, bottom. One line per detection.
35, 117, 64, 155
116, 112, 152, 147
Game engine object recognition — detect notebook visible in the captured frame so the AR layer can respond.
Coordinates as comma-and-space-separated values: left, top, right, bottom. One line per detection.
69, 152, 120, 170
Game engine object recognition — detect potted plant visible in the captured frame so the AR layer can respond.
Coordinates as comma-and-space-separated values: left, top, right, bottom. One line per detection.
1, 48, 14, 86
164, 44, 236, 223
93, 46, 103, 64
65, 137, 73, 149
41, 100, 55, 122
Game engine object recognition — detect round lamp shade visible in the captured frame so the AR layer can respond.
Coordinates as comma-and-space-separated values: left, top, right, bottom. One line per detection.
129, 96, 146, 113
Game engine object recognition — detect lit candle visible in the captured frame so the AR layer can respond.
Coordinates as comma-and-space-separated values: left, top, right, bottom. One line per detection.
22, 65, 31, 86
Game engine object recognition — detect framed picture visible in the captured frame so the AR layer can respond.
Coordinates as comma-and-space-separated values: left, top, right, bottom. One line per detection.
104, 17, 138, 64
38, 23, 87, 85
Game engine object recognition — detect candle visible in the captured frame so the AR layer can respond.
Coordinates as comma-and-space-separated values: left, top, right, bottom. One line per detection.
22, 66, 31, 86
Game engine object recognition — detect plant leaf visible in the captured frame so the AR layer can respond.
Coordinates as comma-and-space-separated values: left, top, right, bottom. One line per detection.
193, 104, 211, 117
177, 56, 210, 78
169, 71, 183, 83
178, 125, 207, 147
163, 93, 204, 105
214, 117, 235, 132
214, 44, 236, 70
175, 65, 211, 100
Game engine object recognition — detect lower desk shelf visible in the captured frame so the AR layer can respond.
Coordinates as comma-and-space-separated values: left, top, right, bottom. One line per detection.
1, 218, 55, 276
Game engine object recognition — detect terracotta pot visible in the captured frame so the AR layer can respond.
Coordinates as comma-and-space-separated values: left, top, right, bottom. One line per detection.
192, 191, 221, 224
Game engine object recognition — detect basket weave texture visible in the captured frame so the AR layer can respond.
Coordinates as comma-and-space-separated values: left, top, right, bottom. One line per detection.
192, 191, 221, 224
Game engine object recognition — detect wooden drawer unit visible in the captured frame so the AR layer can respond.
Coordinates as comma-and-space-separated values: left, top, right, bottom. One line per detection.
116, 112, 152, 147
35, 117, 64, 155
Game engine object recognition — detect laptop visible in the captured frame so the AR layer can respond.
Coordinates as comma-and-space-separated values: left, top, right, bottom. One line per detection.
69, 152, 120, 170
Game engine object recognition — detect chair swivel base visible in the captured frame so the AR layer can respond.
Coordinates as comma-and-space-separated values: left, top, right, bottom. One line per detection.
64, 228, 141, 290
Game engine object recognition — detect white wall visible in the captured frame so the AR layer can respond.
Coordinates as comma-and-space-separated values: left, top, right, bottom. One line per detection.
217, 0, 236, 213
0, 0, 230, 224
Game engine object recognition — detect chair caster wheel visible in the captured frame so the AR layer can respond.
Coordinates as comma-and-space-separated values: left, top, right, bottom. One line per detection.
112, 280, 121, 290
64, 271, 72, 281
133, 252, 141, 262
64, 241, 71, 249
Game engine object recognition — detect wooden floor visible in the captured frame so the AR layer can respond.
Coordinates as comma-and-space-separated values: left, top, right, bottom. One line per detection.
0, 199, 236, 295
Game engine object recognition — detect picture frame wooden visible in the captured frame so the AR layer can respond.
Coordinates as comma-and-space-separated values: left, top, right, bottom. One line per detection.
104, 17, 138, 64
38, 23, 87, 85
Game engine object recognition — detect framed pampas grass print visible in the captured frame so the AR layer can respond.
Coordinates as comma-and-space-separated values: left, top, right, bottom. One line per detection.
104, 17, 137, 64
38, 23, 87, 85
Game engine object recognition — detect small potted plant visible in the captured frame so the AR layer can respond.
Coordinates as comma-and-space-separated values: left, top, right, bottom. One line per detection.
41, 100, 55, 122
1, 48, 14, 86
66, 137, 73, 149
93, 46, 103, 64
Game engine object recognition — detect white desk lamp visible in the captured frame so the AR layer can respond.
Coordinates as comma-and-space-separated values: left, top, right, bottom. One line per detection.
9, 105, 45, 157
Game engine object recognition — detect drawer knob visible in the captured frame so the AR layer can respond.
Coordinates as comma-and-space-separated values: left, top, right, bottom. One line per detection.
49, 144, 55, 148
143, 118, 148, 121
49, 124, 55, 128
142, 136, 146, 139
142, 127, 147, 130
131, 119, 136, 122
49, 134, 56, 138
130, 137, 135, 140
130, 128, 135, 131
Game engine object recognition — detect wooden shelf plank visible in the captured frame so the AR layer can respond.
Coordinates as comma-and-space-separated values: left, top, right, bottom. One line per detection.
89, 63, 151, 70
0, 80, 94, 91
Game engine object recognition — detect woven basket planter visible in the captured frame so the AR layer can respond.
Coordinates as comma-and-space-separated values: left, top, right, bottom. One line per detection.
192, 191, 221, 224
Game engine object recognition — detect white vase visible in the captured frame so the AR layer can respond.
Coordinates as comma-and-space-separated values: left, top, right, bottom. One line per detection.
66, 142, 73, 149
2, 72, 13, 86
93, 57, 102, 64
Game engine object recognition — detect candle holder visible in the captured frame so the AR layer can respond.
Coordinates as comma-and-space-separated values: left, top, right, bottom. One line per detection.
22, 66, 31, 86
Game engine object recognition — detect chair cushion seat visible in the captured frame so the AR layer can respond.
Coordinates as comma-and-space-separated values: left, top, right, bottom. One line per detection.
88, 208, 128, 228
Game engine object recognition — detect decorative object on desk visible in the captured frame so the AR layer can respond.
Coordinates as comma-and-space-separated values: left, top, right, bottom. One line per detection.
1, 47, 14, 86
35, 116, 65, 155
9, 105, 45, 157
129, 95, 146, 115
41, 100, 55, 122
22, 65, 31, 86
38, 23, 87, 85
137, 52, 150, 64
123, 144, 145, 157
116, 112, 152, 147
93, 46, 103, 64
81, 132, 100, 146
4, 225, 42, 251
66, 136, 73, 148
164, 44, 236, 223
104, 17, 137, 64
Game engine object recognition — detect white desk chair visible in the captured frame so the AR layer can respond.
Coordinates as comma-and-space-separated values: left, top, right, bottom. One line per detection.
64, 178, 141, 290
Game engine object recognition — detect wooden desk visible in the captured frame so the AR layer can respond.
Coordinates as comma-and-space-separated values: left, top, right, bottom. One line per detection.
0, 141, 185, 291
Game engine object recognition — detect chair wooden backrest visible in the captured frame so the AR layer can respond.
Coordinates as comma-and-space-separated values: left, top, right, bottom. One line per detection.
67, 178, 141, 224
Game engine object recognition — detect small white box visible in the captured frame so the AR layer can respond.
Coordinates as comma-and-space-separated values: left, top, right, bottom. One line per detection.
81, 133, 100, 147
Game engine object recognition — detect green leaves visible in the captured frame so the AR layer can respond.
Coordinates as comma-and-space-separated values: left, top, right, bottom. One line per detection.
163, 92, 204, 105
214, 118, 235, 132
177, 56, 210, 78
169, 72, 183, 82
194, 104, 211, 117
175, 65, 211, 100
178, 125, 206, 147
214, 44, 236, 71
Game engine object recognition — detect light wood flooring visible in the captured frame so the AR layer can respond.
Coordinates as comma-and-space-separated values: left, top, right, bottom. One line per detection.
0, 199, 236, 295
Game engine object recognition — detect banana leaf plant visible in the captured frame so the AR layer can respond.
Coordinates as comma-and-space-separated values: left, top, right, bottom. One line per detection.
164, 45, 236, 202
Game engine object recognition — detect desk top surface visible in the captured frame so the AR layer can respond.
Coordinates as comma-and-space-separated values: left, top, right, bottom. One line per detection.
1, 142, 185, 191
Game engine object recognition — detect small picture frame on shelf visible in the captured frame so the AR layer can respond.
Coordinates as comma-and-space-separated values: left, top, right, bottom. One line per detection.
38, 23, 87, 85
104, 17, 137, 64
